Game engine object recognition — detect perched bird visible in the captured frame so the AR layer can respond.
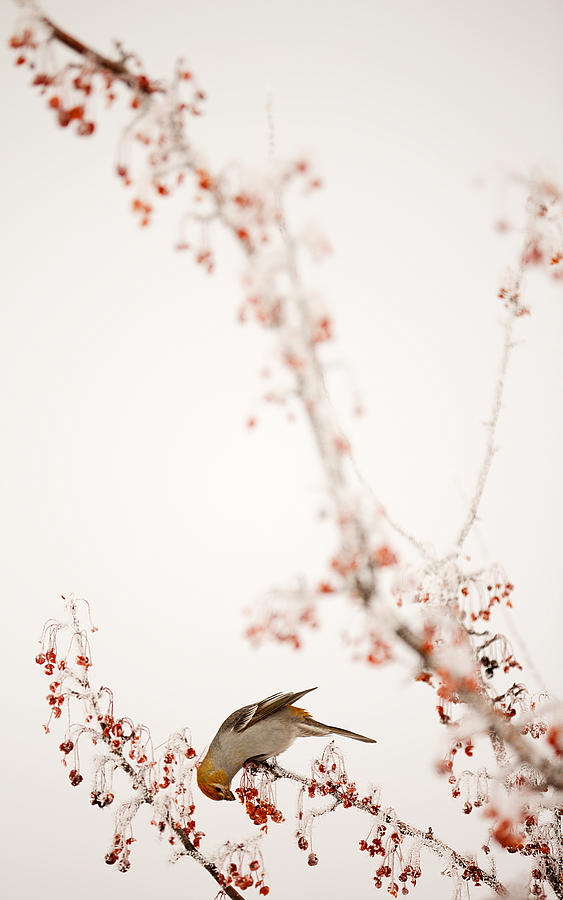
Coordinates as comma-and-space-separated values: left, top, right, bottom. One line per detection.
196, 687, 376, 801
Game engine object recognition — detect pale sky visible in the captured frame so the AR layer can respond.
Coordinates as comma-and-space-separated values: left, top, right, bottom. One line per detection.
2, 1, 563, 898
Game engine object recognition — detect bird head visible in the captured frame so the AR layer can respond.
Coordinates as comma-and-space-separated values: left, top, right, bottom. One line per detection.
196, 756, 235, 802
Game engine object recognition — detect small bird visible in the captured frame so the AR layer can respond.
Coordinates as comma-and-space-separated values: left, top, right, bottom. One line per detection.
196, 687, 376, 801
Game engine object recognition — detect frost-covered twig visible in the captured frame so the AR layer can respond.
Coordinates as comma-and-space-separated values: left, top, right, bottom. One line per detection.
257, 759, 507, 895
453, 312, 516, 551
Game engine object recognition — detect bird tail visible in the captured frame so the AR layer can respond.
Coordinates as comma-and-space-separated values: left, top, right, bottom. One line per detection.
305, 718, 376, 744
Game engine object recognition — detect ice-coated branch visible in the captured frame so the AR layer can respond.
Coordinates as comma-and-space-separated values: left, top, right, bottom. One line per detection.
259, 760, 507, 895
37, 596, 249, 898
38, 10, 163, 95
453, 312, 516, 551
168, 816, 247, 900
394, 618, 563, 794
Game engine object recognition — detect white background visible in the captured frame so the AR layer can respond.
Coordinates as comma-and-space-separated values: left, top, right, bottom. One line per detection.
1, 1, 562, 897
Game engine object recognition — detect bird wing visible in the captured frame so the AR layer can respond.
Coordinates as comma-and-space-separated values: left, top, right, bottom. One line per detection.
231, 687, 318, 733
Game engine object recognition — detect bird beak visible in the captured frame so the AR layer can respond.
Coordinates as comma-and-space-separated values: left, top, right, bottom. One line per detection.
224, 790, 235, 801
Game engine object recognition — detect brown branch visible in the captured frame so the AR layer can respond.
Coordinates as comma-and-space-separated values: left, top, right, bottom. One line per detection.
39, 12, 163, 94
545, 855, 563, 900
169, 818, 245, 900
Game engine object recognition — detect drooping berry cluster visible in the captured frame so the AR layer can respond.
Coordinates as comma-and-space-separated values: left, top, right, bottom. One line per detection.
359, 824, 422, 896
216, 841, 271, 895
236, 765, 284, 830
245, 583, 320, 651
308, 742, 359, 806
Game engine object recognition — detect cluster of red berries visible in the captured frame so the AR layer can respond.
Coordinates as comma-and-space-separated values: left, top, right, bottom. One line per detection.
490, 817, 525, 852
217, 849, 270, 895
497, 281, 530, 317
460, 862, 484, 885
236, 770, 284, 830
245, 598, 318, 652
45, 678, 65, 721
36, 648, 62, 678
308, 747, 359, 807
547, 725, 563, 756
360, 825, 423, 895
363, 632, 393, 667
221, 860, 269, 894
456, 578, 514, 625
238, 291, 283, 329
521, 720, 548, 740
359, 833, 386, 858
126, 726, 153, 765
437, 739, 475, 792
10, 28, 99, 135
307, 763, 358, 809
69, 769, 83, 787
311, 316, 332, 344
91, 790, 115, 808
447, 760, 488, 815
104, 832, 134, 873
171, 803, 205, 850
294, 832, 319, 867
529, 868, 548, 898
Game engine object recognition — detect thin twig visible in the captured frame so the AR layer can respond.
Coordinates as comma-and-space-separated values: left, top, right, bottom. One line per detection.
454, 314, 515, 550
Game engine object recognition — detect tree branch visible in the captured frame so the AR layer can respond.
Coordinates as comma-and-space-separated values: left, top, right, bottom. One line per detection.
39, 12, 163, 94
169, 817, 245, 900
262, 761, 507, 895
